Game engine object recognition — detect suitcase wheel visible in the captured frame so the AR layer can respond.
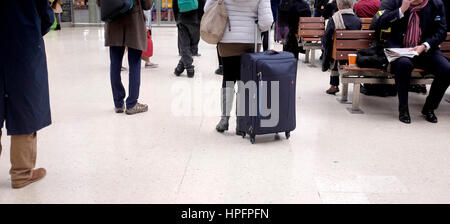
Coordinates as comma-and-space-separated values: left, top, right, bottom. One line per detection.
250, 136, 256, 144
241, 132, 246, 138
285, 132, 291, 140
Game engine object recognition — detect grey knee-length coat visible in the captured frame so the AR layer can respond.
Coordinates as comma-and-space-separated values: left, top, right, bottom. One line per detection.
97, 0, 153, 51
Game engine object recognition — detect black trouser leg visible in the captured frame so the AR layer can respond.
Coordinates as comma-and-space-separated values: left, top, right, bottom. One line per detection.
392, 57, 414, 106
177, 23, 194, 70
190, 23, 200, 55
261, 31, 269, 51
422, 51, 450, 110
221, 56, 241, 88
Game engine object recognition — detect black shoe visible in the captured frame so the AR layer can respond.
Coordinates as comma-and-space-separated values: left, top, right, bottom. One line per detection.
215, 66, 223, 75
174, 67, 184, 76
399, 105, 411, 124
187, 69, 195, 78
421, 108, 438, 123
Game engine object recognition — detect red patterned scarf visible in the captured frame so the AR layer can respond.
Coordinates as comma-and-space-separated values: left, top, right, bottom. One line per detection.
404, 0, 429, 48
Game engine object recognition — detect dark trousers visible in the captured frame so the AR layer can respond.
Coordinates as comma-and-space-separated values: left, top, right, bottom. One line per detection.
221, 56, 241, 88
391, 51, 450, 108
109, 46, 142, 109
283, 33, 300, 60
261, 31, 269, 51
217, 45, 223, 66
177, 23, 200, 69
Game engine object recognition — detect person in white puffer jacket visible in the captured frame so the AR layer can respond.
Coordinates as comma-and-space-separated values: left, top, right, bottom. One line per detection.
205, 0, 273, 135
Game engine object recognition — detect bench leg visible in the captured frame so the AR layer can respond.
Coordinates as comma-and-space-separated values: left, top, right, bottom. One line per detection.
305, 49, 310, 64
337, 82, 350, 104
310, 49, 316, 67
347, 83, 364, 114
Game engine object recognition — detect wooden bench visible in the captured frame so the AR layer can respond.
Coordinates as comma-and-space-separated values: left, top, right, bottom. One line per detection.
331, 30, 445, 114
361, 18, 372, 30
298, 17, 325, 66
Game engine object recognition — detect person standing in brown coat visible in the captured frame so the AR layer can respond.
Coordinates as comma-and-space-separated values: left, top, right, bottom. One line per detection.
97, 0, 153, 115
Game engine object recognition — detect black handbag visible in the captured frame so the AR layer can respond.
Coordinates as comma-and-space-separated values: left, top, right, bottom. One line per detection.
100, 0, 134, 22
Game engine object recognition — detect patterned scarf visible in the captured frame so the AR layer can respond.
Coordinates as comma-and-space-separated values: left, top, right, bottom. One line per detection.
404, 0, 429, 48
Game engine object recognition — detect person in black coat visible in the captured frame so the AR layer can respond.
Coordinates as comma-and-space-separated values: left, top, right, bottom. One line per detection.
173, 0, 206, 78
322, 0, 362, 95
279, 0, 312, 59
379, 0, 450, 124
323, 0, 338, 19
315, 0, 329, 17
445, 0, 450, 31
0, 0, 54, 188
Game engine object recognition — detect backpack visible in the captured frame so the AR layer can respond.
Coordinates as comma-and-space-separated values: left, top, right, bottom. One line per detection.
200, 0, 229, 44
178, 0, 199, 13
99, 0, 134, 23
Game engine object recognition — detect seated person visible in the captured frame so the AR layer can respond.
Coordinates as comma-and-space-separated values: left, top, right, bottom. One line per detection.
322, 0, 362, 95
354, 0, 381, 18
445, 0, 450, 31
379, 0, 450, 124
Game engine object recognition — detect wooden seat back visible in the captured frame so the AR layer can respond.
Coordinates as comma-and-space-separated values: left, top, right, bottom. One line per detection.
332, 30, 376, 61
298, 17, 325, 42
360, 18, 373, 30
442, 33, 450, 60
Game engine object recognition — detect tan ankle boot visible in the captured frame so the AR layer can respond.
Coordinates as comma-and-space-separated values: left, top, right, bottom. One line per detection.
12, 168, 46, 189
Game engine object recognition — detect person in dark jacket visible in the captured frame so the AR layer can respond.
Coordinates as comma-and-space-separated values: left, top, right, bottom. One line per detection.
173, 0, 206, 78
279, 0, 312, 59
445, 0, 450, 31
98, 0, 153, 115
379, 0, 449, 124
0, 0, 54, 189
322, 0, 338, 19
315, 0, 329, 17
322, 0, 362, 95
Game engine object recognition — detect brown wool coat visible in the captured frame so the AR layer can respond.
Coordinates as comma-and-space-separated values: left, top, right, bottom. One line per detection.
97, 0, 153, 51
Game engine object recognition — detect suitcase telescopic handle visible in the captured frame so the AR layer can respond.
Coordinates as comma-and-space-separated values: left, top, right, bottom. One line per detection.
254, 20, 259, 53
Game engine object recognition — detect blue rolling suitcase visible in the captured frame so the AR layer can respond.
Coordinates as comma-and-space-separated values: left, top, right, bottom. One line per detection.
237, 22, 298, 144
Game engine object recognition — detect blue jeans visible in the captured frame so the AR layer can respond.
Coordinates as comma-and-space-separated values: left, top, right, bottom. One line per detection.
109, 46, 142, 109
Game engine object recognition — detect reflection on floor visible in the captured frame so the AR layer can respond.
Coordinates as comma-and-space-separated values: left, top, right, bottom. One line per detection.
0, 27, 449, 203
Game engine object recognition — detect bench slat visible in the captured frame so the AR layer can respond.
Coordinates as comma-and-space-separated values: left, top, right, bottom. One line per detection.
445, 53, 450, 59
300, 17, 324, 23
299, 30, 324, 37
362, 24, 371, 30
440, 42, 450, 50
341, 65, 425, 73
303, 37, 322, 42
336, 30, 376, 39
299, 23, 325, 29
336, 40, 373, 50
335, 51, 357, 60
360, 18, 373, 24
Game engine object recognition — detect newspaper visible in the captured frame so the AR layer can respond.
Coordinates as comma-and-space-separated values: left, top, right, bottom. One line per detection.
384, 48, 419, 62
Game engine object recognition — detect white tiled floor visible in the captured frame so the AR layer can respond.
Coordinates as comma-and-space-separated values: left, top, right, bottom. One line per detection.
0, 27, 449, 204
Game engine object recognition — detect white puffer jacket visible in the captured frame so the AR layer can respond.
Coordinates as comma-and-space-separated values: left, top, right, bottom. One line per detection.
204, 0, 273, 44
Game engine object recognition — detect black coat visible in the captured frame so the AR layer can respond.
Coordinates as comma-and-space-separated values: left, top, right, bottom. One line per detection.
322, 14, 362, 71
0, 0, 54, 135
379, 0, 447, 51
314, 0, 328, 17
445, 0, 450, 31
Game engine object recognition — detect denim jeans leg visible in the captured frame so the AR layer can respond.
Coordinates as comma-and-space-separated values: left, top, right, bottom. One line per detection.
126, 48, 142, 109
110, 46, 126, 108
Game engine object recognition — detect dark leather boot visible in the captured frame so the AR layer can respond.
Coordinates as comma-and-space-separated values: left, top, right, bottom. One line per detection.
399, 104, 411, 124
421, 107, 438, 123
